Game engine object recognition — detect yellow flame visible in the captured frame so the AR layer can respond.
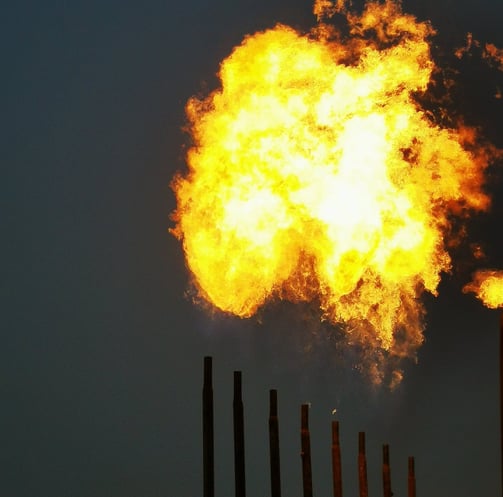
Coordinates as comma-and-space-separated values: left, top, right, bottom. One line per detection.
463, 270, 503, 309
171, 1, 493, 365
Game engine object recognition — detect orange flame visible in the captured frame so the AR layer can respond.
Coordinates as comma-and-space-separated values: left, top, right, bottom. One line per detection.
463, 270, 503, 309
313, 0, 345, 20
455, 32, 503, 71
171, 0, 495, 371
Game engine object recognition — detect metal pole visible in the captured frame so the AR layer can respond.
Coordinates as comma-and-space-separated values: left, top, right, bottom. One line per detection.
233, 371, 246, 497
382, 444, 392, 497
203, 357, 214, 497
269, 389, 282, 497
408, 456, 416, 497
301, 404, 313, 497
332, 421, 343, 497
358, 432, 368, 497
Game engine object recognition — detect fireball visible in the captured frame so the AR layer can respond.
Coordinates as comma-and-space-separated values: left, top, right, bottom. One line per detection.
171, 0, 494, 366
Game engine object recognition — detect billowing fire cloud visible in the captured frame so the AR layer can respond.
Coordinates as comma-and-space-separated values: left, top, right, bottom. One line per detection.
463, 270, 503, 309
171, 0, 497, 375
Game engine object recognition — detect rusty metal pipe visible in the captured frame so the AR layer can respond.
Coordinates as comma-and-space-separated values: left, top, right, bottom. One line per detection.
382, 444, 392, 497
331, 421, 343, 497
358, 432, 368, 497
408, 456, 416, 497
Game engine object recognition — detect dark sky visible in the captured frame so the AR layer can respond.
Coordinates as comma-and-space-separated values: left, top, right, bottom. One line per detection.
2, 1, 503, 496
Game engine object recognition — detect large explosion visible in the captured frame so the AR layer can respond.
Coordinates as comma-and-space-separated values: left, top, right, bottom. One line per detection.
171, 0, 500, 378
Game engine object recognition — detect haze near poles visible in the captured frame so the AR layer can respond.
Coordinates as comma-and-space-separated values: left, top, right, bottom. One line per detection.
171, 0, 500, 381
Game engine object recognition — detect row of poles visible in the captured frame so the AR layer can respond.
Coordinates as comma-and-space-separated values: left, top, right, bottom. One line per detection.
202, 356, 416, 497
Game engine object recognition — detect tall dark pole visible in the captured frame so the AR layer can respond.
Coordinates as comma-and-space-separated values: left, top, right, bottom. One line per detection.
358, 432, 368, 497
408, 456, 416, 497
301, 404, 313, 497
203, 357, 214, 497
382, 444, 392, 497
269, 389, 282, 497
233, 371, 246, 497
331, 421, 343, 497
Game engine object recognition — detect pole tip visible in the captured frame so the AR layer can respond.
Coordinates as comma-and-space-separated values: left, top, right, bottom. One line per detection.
233, 370, 242, 398
269, 389, 278, 416
301, 404, 310, 428
332, 420, 340, 444
383, 444, 389, 463
358, 432, 366, 452
204, 356, 212, 385
408, 456, 415, 475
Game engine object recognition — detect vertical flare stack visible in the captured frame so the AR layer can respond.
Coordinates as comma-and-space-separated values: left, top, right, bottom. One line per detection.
408, 456, 416, 497
358, 432, 368, 497
203, 356, 214, 497
331, 421, 343, 497
382, 444, 392, 497
201, 356, 426, 496
233, 371, 246, 497
301, 404, 313, 497
269, 389, 282, 497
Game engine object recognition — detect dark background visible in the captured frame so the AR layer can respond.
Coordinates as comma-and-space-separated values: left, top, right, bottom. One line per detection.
2, 1, 503, 496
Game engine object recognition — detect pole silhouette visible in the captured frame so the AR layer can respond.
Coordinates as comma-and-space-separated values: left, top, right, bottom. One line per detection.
332, 421, 343, 497
233, 371, 246, 497
301, 404, 313, 497
269, 390, 281, 497
203, 357, 214, 497
358, 432, 368, 497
